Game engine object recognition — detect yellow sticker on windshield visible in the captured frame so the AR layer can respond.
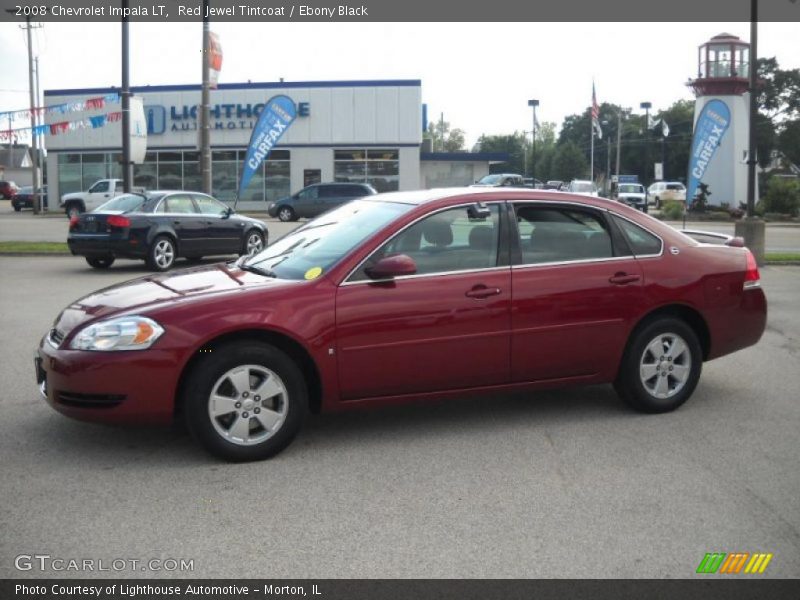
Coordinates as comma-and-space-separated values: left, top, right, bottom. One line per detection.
304, 267, 323, 280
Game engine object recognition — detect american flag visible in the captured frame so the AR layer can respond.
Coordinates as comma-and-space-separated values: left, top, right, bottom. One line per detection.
591, 82, 602, 139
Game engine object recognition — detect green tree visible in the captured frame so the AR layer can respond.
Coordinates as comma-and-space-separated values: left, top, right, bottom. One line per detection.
427, 120, 466, 152
473, 132, 528, 174
552, 140, 588, 182
777, 119, 800, 166
754, 57, 800, 166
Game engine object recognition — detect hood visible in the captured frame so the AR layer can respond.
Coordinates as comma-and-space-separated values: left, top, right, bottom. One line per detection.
62, 191, 86, 201
619, 192, 646, 198
54, 263, 291, 336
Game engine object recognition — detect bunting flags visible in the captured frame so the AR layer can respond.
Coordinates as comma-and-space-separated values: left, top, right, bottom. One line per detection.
0, 111, 123, 141
0, 93, 120, 123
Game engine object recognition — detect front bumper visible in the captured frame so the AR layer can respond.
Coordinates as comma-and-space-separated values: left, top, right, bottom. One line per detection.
36, 333, 182, 425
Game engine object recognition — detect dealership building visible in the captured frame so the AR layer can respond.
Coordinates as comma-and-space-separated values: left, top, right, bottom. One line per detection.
43, 79, 504, 206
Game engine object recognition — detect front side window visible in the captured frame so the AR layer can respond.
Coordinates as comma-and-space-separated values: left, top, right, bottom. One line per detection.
297, 186, 318, 200
515, 206, 613, 265
351, 204, 501, 281
89, 181, 109, 193
193, 194, 228, 215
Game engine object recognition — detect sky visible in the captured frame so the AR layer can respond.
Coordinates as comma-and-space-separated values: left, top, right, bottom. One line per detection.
1, 21, 799, 148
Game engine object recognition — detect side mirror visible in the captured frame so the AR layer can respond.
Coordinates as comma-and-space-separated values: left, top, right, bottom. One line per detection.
223, 207, 233, 218
365, 254, 417, 279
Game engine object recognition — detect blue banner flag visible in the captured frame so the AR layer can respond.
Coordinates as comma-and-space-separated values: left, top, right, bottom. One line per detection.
686, 99, 731, 203
238, 95, 297, 200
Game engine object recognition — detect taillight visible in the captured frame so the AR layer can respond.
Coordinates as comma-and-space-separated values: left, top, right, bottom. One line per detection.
744, 249, 760, 289
69, 216, 79, 229
107, 215, 131, 228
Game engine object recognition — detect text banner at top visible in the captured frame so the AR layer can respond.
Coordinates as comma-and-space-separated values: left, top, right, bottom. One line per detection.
1, 0, 799, 22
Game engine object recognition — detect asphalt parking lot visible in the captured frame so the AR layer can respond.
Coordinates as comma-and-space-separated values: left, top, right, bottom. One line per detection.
0, 255, 798, 579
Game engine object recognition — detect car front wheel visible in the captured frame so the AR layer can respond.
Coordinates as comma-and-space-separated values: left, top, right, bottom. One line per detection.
242, 230, 265, 256
277, 206, 296, 222
146, 235, 177, 271
614, 317, 702, 413
183, 342, 308, 461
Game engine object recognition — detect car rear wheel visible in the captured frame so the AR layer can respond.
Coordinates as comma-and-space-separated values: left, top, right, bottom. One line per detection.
277, 206, 296, 222
13, 205, 21, 212
614, 317, 702, 413
183, 342, 308, 461
242, 230, 265, 256
85, 256, 115, 269
146, 235, 177, 271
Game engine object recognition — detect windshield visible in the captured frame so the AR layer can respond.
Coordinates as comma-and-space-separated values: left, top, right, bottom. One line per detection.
95, 194, 146, 213
619, 184, 643, 193
19, 186, 33, 194
244, 199, 413, 280
476, 174, 503, 185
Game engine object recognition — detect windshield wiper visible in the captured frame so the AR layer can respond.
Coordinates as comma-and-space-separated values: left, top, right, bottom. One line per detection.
238, 262, 277, 278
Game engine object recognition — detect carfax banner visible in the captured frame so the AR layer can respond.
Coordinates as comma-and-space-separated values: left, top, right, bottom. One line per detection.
237, 94, 296, 200
686, 98, 731, 204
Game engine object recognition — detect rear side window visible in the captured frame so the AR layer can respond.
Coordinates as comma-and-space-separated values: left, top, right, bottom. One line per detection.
515, 206, 613, 265
319, 186, 341, 198
164, 195, 197, 214
612, 216, 663, 256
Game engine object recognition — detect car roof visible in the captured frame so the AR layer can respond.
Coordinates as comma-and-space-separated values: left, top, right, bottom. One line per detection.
368, 187, 614, 207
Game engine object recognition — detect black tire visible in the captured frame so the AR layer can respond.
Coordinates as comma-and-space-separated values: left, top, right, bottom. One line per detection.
241, 229, 265, 256
146, 235, 177, 271
654, 197, 661, 210
614, 317, 702, 413
66, 203, 83, 219
277, 206, 296, 222
13, 205, 21, 212
86, 256, 115, 269
183, 342, 308, 461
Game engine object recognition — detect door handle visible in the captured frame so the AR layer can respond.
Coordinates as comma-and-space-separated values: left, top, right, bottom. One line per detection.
465, 285, 501, 299
173, 220, 182, 226
609, 272, 640, 285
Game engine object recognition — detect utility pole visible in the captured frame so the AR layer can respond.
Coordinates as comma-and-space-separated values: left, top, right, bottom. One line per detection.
640, 101, 652, 185
615, 109, 623, 179
528, 99, 539, 184
23, 17, 42, 213
121, 0, 133, 192
200, 0, 212, 194
34, 55, 43, 208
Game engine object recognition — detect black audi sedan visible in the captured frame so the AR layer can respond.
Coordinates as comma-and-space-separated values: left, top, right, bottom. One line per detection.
68, 191, 268, 271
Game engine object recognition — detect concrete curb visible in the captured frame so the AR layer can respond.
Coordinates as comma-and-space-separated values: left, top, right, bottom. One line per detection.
0, 252, 71, 257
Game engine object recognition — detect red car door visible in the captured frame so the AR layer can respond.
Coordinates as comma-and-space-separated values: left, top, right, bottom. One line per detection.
509, 202, 647, 383
335, 203, 512, 400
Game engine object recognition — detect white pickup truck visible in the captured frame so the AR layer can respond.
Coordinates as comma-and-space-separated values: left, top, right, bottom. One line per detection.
60, 179, 145, 218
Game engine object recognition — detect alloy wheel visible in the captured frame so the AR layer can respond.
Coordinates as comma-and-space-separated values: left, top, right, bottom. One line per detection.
639, 333, 692, 399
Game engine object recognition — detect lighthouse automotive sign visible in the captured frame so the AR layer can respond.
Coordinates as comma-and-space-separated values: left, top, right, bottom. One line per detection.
687, 99, 731, 204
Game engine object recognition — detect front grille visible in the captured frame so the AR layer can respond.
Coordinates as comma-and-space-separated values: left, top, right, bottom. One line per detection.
56, 392, 126, 409
49, 328, 64, 347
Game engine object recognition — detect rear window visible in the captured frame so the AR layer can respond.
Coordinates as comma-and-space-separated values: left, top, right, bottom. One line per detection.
666, 184, 685, 191
96, 194, 145, 213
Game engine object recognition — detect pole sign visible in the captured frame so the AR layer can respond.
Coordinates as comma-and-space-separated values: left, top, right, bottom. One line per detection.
687, 99, 730, 203
238, 95, 296, 200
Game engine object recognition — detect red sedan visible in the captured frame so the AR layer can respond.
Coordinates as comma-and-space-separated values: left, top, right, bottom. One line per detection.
36, 189, 767, 461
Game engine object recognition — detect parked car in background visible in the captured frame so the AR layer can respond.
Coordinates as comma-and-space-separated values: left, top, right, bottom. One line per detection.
60, 178, 146, 218
0, 180, 20, 199
472, 173, 525, 187
39, 188, 766, 461
11, 185, 47, 211
543, 180, 564, 190
267, 182, 376, 222
648, 181, 687, 208
568, 180, 600, 196
617, 183, 648, 212
68, 191, 267, 271
522, 178, 544, 189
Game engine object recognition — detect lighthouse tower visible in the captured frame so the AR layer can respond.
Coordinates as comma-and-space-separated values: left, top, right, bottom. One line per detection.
688, 33, 753, 207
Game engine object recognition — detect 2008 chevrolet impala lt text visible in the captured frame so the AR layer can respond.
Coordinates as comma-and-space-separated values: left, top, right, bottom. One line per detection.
35, 189, 767, 461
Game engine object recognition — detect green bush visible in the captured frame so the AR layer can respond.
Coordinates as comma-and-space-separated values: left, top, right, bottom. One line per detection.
762, 177, 800, 216
661, 200, 684, 220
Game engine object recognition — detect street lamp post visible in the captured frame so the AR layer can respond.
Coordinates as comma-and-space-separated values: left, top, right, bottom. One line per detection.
528, 99, 539, 185
640, 101, 652, 184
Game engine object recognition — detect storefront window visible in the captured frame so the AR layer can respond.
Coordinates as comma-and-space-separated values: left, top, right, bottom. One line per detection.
335, 148, 399, 192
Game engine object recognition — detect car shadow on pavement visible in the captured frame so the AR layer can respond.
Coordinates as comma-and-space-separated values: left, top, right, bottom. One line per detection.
20, 385, 629, 465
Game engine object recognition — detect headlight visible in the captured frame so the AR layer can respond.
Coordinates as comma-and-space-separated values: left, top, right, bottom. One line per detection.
70, 316, 165, 351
